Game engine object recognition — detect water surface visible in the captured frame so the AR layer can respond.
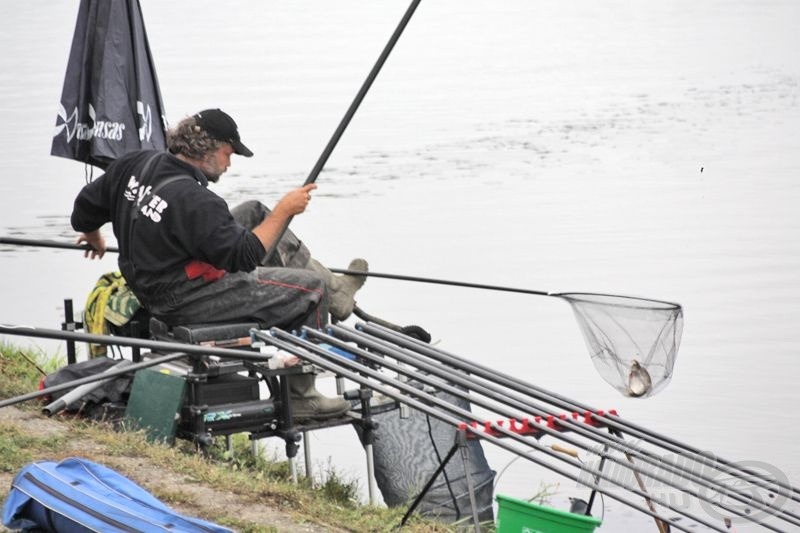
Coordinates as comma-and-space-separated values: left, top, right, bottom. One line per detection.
1, 2, 798, 531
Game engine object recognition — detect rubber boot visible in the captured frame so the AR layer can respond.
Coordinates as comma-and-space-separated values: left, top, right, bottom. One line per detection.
307, 258, 368, 322
288, 373, 351, 420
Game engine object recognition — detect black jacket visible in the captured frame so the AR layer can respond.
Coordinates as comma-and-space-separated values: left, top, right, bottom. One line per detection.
71, 150, 265, 304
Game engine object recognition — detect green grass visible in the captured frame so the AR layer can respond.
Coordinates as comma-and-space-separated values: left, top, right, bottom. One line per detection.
0, 341, 64, 398
0, 421, 71, 475
0, 425, 38, 472
83, 424, 450, 531
317, 458, 361, 506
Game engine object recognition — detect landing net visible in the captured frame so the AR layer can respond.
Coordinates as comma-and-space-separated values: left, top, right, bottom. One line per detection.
558, 293, 683, 398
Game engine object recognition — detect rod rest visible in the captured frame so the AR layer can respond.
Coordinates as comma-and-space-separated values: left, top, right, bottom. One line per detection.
458, 409, 620, 440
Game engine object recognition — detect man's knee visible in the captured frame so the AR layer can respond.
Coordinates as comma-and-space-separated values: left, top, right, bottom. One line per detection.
231, 200, 268, 229
304, 270, 327, 297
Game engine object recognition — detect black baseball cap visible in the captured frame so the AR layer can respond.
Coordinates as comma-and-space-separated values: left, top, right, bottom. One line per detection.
193, 108, 253, 157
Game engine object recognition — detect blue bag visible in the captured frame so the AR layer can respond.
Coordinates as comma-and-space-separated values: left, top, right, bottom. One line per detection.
2, 457, 232, 532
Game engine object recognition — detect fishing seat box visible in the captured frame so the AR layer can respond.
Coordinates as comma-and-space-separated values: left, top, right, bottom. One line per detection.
188, 371, 260, 404
124, 318, 271, 443
147, 316, 263, 403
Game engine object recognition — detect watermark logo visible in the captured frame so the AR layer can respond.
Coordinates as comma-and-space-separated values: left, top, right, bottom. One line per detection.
576, 441, 792, 527
697, 459, 791, 525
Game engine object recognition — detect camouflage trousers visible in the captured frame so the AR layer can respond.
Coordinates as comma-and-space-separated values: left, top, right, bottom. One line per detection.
147, 201, 327, 331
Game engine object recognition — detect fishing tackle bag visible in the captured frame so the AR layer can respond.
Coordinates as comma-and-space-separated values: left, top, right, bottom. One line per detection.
2, 457, 232, 532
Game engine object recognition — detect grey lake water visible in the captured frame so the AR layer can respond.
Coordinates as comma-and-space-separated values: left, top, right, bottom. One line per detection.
1, 1, 799, 531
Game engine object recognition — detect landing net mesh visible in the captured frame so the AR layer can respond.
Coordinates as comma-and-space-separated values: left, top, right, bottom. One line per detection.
558, 293, 683, 399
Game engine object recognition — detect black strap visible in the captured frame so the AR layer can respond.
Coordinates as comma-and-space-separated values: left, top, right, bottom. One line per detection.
123, 153, 193, 279
131, 174, 193, 222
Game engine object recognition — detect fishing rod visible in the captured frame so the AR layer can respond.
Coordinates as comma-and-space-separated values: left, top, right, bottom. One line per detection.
42, 359, 132, 416
1, 320, 783, 530
315, 324, 800, 527
0, 235, 431, 342
0, 319, 691, 529
0, 239, 720, 493
262, 0, 423, 264
276, 327, 798, 531
361, 322, 799, 503
263, 329, 712, 532
0, 324, 302, 409
332, 268, 680, 305
0, 237, 118, 254
0, 237, 677, 305
325, 325, 789, 512
363, 321, 799, 502
1, 351, 185, 410
333, 269, 546, 296
257, 328, 737, 533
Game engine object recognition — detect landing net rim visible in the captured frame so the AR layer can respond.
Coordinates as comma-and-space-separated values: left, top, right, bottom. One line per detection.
554, 292, 682, 312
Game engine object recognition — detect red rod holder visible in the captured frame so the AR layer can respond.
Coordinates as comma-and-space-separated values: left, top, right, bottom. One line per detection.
459, 409, 619, 440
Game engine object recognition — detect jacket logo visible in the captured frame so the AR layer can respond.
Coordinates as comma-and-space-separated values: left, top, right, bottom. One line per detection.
125, 175, 168, 223
139, 195, 168, 223
124, 175, 149, 202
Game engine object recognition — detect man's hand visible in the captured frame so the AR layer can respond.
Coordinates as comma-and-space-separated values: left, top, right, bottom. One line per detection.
252, 184, 317, 252
77, 230, 106, 259
274, 183, 317, 217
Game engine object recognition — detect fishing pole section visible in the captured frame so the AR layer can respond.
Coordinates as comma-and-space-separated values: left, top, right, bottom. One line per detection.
260, 322, 796, 533
1, 236, 682, 399
261, 0, 423, 265
1, 322, 796, 532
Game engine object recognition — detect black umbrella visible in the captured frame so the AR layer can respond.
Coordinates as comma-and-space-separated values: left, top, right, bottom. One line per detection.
51, 0, 167, 169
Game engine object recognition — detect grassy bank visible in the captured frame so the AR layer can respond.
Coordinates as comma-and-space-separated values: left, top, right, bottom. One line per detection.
0, 342, 455, 532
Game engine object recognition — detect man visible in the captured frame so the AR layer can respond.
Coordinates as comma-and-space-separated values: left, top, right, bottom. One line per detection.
71, 108, 362, 419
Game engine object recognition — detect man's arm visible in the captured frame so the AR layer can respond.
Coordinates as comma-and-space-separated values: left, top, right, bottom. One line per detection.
71, 171, 113, 261
251, 183, 316, 251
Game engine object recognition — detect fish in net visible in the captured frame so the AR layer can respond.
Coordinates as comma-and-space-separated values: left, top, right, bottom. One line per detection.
557, 293, 683, 398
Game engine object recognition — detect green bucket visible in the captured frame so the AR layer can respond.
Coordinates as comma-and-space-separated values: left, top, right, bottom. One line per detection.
496, 494, 602, 533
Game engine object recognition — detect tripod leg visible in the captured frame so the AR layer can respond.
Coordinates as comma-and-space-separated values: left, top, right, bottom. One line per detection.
399, 441, 460, 527
457, 431, 482, 531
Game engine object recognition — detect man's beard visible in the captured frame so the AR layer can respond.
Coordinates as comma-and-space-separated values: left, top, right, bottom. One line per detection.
201, 156, 224, 182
